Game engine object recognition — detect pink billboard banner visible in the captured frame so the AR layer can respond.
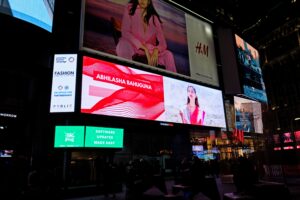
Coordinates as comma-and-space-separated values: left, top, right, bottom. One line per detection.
81, 56, 164, 120
81, 56, 226, 128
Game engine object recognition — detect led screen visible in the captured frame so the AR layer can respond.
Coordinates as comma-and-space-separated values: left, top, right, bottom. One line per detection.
81, 56, 226, 128
54, 126, 85, 148
50, 54, 78, 113
0, 150, 14, 158
0, 0, 55, 32
294, 131, 300, 142
283, 132, 293, 143
234, 96, 263, 133
81, 0, 219, 86
85, 126, 124, 148
235, 34, 267, 103
192, 145, 203, 152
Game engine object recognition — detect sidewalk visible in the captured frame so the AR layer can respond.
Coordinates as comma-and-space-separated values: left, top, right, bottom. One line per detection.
63, 176, 300, 200
64, 177, 237, 200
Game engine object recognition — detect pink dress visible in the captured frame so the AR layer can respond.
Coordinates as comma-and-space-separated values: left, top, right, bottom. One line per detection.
116, 4, 177, 72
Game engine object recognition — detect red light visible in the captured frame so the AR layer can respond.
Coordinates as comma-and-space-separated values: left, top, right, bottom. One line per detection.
283, 146, 294, 150
273, 147, 281, 151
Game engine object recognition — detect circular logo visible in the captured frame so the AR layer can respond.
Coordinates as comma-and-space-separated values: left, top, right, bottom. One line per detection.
68, 57, 75, 63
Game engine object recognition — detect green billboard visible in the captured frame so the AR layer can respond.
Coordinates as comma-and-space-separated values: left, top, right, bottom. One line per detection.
85, 126, 124, 148
54, 126, 85, 148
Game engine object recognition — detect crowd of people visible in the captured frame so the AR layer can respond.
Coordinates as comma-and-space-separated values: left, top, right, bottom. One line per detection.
0, 152, 264, 200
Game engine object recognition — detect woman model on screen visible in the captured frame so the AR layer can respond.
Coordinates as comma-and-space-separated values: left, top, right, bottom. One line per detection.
116, 0, 177, 72
179, 86, 205, 125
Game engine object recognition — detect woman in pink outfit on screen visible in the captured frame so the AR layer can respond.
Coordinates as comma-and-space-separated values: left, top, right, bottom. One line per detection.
116, 0, 177, 72
179, 86, 206, 125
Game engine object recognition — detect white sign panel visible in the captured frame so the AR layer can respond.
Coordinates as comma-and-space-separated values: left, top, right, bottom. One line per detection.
186, 14, 219, 86
50, 54, 77, 113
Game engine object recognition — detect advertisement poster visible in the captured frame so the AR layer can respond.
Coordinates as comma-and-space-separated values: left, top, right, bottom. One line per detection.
234, 96, 263, 133
162, 77, 226, 127
50, 54, 77, 113
235, 34, 267, 103
81, 0, 219, 86
283, 132, 293, 143
81, 56, 165, 120
81, 56, 226, 128
85, 126, 124, 148
186, 14, 218, 85
294, 131, 300, 142
54, 126, 85, 148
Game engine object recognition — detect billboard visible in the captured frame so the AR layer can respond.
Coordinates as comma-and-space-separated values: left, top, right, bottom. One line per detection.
50, 54, 77, 113
283, 132, 294, 143
54, 125, 124, 148
234, 34, 267, 103
234, 96, 263, 133
81, 56, 226, 128
294, 131, 300, 142
80, 0, 219, 86
0, 0, 55, 32
54, 126, 85, 148
85, 126, 124, 148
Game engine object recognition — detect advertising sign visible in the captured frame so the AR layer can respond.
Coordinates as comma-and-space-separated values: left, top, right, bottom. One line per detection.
81, 0, 219, 86
85, 126, 124, 148
81, 56, 226, 128
50, 54, 77, 113
235, 34, 267, 103
234, 96, 263, 133
54, 126, 85, 148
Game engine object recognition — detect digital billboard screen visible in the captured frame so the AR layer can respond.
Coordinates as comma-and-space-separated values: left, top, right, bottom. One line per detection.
294, 131, 300, 142
234, 34, 267, 103
50, 54, 78, 113
54, 126, 85, 148
283, 132, 294, 143
234, 96, 263, 133
0, 149, 14, 158
80, 0, 219, 86
85, 126, 124, 148
0, 0, 55, 32
81, 56, 226, 128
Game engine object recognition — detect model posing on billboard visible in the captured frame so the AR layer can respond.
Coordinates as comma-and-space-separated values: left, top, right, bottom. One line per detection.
116, 0, 177, 72
179, 86, 206, 125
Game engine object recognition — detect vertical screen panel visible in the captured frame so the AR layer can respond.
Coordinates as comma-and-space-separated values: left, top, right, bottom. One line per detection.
234, 34, 267, 103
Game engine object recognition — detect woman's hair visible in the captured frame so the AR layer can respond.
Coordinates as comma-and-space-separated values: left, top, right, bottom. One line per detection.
129, 0, 162, 25
187, 86, 199, 107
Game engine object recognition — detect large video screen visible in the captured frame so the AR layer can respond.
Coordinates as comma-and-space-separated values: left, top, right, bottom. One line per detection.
81, 56, 226, 128
234, 34, 267, 103
80, 0, 219, 86
0, 0, 55, 32
234, 96, 263, 133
